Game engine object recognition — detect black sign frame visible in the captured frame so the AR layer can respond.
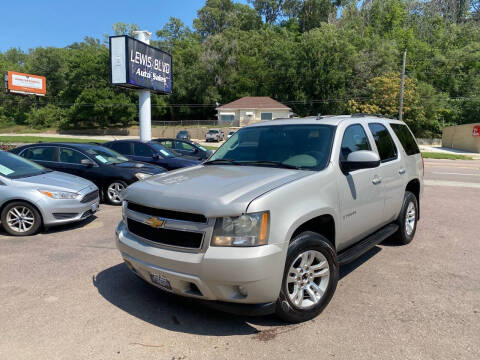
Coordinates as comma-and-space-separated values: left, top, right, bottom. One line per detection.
109, 35, 173, 95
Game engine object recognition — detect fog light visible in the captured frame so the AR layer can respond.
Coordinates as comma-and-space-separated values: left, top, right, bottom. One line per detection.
238, 285, 248, 297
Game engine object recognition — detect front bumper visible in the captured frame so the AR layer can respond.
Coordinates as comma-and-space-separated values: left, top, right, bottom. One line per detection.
115, 220, 286, 304
36, 193, 100, 226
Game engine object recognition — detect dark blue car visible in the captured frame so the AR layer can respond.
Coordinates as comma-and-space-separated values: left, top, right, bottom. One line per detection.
103, 140, 200, 171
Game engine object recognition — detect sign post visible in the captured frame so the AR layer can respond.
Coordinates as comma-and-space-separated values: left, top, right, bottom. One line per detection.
133, 31, 152, 142
109, 33, 172, 142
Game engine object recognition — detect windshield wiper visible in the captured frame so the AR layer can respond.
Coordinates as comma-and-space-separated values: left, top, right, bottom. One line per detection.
203, 159, 240, 166
239, 161, 301, 170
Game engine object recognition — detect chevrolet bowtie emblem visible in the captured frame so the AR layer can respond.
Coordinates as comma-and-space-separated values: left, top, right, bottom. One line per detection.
145, 217, 165, 229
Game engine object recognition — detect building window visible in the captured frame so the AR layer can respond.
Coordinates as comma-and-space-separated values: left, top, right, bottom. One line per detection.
261, 112, 273, 121
220, 114, 235, 123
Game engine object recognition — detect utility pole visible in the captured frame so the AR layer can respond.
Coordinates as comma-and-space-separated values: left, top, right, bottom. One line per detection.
133, 30, 152, 142
398, 50, 407, 121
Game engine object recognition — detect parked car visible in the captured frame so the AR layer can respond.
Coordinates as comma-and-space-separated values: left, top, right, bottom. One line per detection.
11, 143, 165, 205
227, 130, 236, 139
176, 130, 191, 141
115, 115, 424, 322
103, 140, 200, 171
0, 151, 99, 236
205, 129, 224, 142
154, 138, 214, 161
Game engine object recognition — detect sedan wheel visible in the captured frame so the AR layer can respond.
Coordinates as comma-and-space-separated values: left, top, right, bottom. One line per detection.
1, 201, 42, 236
106, 181, 126, 205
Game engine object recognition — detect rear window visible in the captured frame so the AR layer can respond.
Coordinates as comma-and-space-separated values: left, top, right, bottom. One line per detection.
390, 123, 420, 156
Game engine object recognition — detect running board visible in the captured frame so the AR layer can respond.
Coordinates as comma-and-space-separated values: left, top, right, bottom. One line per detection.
338, 224, 399, 266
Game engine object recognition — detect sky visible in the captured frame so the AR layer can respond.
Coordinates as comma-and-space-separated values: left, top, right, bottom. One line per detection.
0, 0, 248, 52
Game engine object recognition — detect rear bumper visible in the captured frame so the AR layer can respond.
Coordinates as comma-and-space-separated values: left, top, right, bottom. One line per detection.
115, 220, 286, 304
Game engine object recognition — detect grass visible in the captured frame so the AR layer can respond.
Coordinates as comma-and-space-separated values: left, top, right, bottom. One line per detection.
421, 151, 473, 160
0, 136, 107, 144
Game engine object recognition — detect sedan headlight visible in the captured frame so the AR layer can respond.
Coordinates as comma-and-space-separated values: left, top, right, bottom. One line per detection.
211, 212, 269, 247
38, 189, 80, 200
135, 172, 152, 180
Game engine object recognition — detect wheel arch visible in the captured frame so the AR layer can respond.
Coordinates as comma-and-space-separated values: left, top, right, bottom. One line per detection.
0, 198, 45, 226
289, 213, 336, 250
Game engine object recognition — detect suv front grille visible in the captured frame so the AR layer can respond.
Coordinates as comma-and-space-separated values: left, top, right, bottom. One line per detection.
127, 218, 203, 249
127, 202, 207, 223
81, 190, 99, 203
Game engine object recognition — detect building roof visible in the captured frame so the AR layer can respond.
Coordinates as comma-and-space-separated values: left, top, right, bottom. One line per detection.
217, 96, 291, 110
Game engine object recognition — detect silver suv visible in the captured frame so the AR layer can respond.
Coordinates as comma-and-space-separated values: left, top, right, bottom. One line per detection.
115, 115, 423, 322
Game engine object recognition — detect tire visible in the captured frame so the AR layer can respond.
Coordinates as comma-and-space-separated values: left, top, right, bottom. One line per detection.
1, 201, 42, 236
275, 231, 339, 323
105, 180, 127, 205
393, 191, 418, 245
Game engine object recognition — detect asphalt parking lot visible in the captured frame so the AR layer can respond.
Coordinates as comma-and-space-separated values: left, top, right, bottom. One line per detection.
1, 159, 479, 360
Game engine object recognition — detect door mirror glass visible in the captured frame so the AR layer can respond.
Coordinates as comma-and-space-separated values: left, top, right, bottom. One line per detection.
342, 150, 380, 172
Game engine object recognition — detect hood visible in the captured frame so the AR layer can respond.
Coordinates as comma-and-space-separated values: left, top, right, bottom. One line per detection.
123, 165, 312, 217
113, 161, 164, 174
13, 171, 95, 192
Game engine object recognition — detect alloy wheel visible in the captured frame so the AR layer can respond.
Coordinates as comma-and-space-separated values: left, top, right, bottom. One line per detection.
405, 201, 416, 236
287, 250, 330, 309
107, 182, 125, 204
6, 206, 35, 233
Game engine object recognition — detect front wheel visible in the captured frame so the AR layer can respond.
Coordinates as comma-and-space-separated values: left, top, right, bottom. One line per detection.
1, 201, 42, 236
105, 181, 127, 205
276, 232, 338, 323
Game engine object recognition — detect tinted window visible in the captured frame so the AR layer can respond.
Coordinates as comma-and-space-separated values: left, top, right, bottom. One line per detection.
133, 143, 154, 157
368, 123, 397, 162
22, 147, 56, 162
161, 140, 173, 149
208, 125, 335, 170
177, 142, 195, 151
84, 147, 128, 164
59, 148, 88, 164
390, 123, 420, 155
109, 142, 131, 155
340, 124, 371, 161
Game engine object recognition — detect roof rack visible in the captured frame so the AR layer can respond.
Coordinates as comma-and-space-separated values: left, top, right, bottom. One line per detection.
351, 113, 398, 120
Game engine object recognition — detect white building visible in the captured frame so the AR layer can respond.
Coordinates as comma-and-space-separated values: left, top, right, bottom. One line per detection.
216, 96, 292, 127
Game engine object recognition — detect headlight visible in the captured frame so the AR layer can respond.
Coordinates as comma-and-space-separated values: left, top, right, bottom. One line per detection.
135, 172, 152, 180
38, 189, 80, 200
211, 212, 269, 247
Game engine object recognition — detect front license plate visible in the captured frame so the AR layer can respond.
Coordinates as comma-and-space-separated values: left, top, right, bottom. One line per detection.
150, 273, 172, 290
91, 203, 99, 213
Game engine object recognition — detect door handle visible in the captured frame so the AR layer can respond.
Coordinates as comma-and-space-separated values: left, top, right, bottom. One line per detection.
372, 176, 382, 185
399, 168, 406, 175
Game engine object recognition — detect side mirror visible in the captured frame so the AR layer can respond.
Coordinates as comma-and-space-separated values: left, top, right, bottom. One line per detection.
81, 159, 95, 167
206, 149, 214, 158
341, 150, 380, 173
193, 148, 199, 154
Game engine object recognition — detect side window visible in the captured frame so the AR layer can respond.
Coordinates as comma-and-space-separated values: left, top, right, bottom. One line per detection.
161, 141, 173, 149
368, 123, 398, 162
59, 148, 88, 164
22, 147, 56, 162
178, 142, 195, 151
133, 143, 154, 157
109, 142, 131, 155
340, 124, 371, 161
390, 123, 420, 156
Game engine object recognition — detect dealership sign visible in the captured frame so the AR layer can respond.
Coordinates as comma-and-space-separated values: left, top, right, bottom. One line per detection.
109, 35, 172, 94
5, 71, 46, 96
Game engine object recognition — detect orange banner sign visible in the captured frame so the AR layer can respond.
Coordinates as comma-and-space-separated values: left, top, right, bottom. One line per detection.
7, 71, 46, 96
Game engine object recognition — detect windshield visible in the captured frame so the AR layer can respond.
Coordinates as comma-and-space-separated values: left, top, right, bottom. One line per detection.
85, 147, 129, 164
148, 142, 178, 157
208, 130, 219, 134
207, 124, 335, 170
0, 151, 50, 179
